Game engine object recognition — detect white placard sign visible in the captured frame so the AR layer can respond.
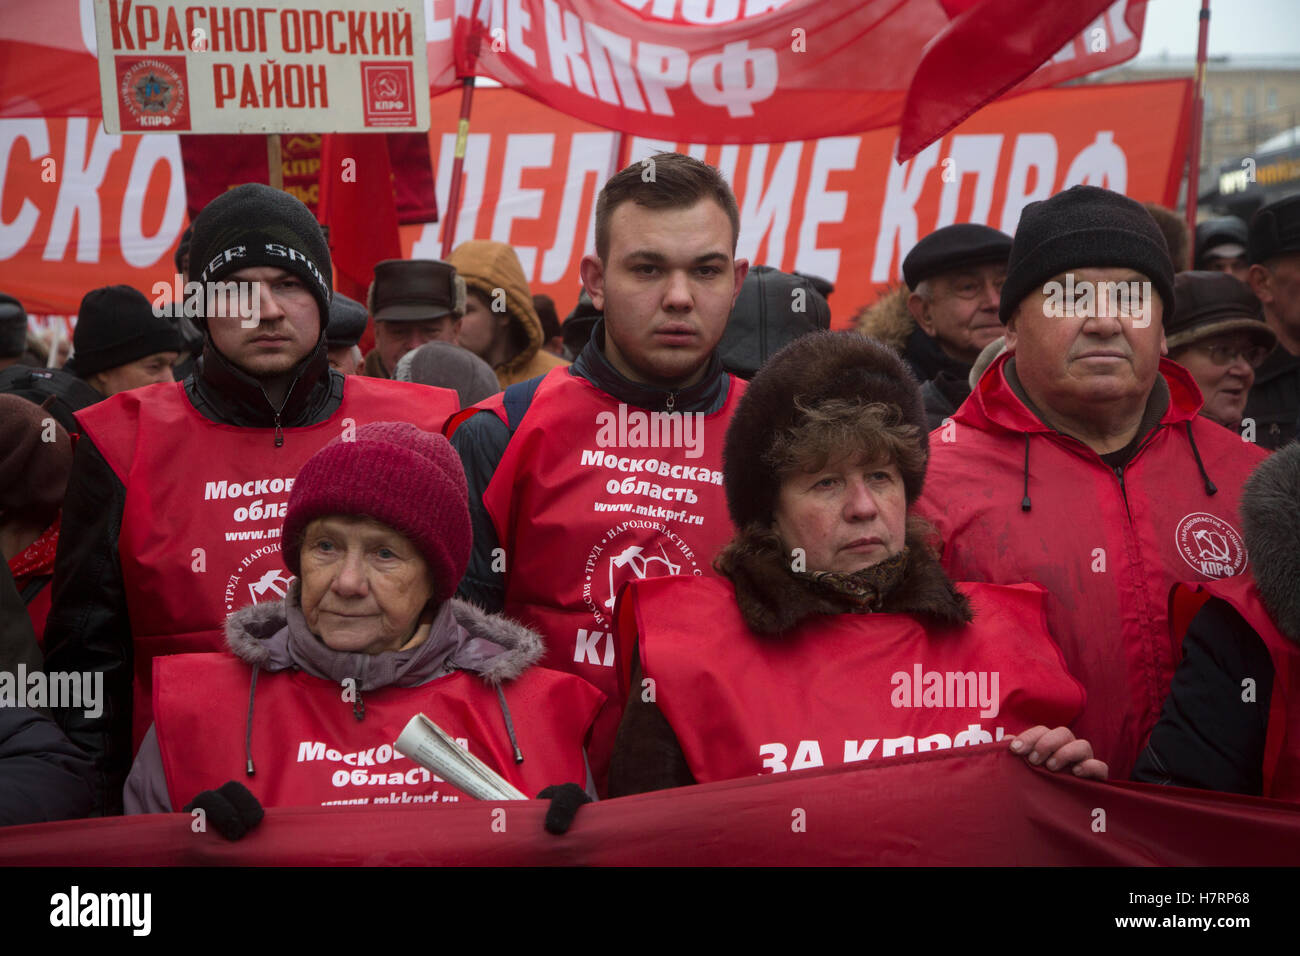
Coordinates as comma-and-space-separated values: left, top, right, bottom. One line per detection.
94, 0, 430, 134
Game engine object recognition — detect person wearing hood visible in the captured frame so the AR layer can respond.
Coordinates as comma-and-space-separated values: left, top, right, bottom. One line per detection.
915, 185, 1267, 780
855, 224, 1011, 430
608, 332, 1101, 794
125, 423, 602, 818
1133, 443, 1300, 799
43, 184, 460, 815
447, 240, 570, 389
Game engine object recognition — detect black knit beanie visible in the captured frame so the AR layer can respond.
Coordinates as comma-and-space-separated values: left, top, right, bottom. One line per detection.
999, 185, 1175, 325
66, 285, 181, 378
722, 331, 928, 532
187, 183, 332, 326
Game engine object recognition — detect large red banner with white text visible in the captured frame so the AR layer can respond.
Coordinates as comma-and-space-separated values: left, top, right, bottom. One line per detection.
2, 0, 1144, 158
0, 79, 1191, 328
0, 746, 1295, 866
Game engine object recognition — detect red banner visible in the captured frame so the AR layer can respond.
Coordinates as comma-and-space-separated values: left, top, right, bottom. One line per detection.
1, 745, 1295, 865
3, 0, 1143, 155
0, 80, 1190, 324
450, 0, 1145, 153
403, 80, 1191, 326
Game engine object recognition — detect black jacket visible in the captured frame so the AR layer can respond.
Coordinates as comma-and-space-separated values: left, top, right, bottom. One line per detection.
0, 564, 95, 825
42, 335, 342, 814
1242, 344, 1300, 450
449, 320, 733, 613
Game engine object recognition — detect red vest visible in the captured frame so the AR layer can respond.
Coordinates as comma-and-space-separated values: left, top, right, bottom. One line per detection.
154, 653, 604, 810
1170, 576, 1300, 801
454, 368, 745, 787
76, 378, 459, 750
619, 576, 1085, 784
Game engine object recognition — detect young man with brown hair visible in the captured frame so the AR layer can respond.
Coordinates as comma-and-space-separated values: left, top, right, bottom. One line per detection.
446, 152, 749, 789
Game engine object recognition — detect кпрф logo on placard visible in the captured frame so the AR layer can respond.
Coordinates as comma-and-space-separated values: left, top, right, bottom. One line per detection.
115, 56, 191, 131
361, 61, 415, 127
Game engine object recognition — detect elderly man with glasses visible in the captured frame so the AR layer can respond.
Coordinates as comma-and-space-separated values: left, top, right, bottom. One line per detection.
857, 224, 1012, 428
1167, 271, 1277, 437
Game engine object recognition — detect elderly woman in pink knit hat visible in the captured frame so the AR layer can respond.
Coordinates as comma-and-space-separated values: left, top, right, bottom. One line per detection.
125, 422, 602, 837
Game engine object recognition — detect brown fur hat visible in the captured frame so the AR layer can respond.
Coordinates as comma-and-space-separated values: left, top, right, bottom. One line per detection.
722, 330, 928, 532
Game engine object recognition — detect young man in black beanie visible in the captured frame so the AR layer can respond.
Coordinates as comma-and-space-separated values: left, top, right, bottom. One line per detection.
66, 285, 181, 398
915, 184, 1267, 782
43, 183, 460, 814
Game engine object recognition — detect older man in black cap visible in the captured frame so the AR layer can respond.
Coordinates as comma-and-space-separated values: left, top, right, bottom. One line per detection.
324, 292, 368, 376
1244, 194, 1300, 450
1166, 271, 1276, 435
362, 259, 465, 379
43, 184, 460, 815
916, 185, 1267, 780
65, 286, 181, 398
1195, 216, 1251, 282
856, 223, 1011, 428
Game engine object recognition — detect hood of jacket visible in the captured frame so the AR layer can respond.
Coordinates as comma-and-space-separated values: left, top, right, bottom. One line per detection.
958, 351, 1202, 437
223, 581, 545, 690
447, 241, 550, 385
1242, 442, 1300, 642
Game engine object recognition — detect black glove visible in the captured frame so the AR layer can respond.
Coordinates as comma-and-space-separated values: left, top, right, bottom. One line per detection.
183, 781, 265, 841
536, 783, 591, 835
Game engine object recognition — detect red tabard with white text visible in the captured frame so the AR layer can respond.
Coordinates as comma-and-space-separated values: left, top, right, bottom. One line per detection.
74, 377, 460, 751
153, 653, 604, 810
620, 576, 1085, 783
1171, 577, 1300, 801
475, 368, 745, 786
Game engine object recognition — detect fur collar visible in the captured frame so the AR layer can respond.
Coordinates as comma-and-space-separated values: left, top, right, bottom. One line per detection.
852, 285, 914, 352
1243, 442, 1300, 643
224, 590, 545, 687
713, 519, 972, 636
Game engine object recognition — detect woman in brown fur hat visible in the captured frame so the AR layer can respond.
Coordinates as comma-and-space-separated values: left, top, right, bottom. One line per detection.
608, 331, 1104, 794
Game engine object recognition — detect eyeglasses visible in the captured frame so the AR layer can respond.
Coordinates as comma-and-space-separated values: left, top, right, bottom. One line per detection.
947, 276, 1006, 300
1188, 343, 1270, 368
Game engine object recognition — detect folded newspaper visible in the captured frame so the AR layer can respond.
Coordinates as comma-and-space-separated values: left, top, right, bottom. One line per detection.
395, 713, 529, 801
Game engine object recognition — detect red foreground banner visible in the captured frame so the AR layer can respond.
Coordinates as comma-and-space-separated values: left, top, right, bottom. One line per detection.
1, 746, 1295, 866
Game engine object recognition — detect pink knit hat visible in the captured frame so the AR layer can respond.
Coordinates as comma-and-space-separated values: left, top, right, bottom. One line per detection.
281, 422, 470, 605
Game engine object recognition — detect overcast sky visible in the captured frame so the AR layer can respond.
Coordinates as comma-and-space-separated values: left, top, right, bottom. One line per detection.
1138, 0, 1300, 58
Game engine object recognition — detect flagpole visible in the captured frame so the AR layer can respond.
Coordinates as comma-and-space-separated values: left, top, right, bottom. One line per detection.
441, 76, 477, 259
1185, 0, 1210, 234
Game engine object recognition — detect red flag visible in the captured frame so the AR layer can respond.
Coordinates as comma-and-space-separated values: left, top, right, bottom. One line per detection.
898, 0, 1147, 159
317, 134, 403, 357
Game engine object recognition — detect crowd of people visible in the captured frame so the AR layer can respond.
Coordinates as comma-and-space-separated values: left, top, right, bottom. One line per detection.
1, 152, 1298, 844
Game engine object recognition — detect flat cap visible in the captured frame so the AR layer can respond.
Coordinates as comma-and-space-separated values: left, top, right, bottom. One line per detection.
902, 223, 1012, 290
